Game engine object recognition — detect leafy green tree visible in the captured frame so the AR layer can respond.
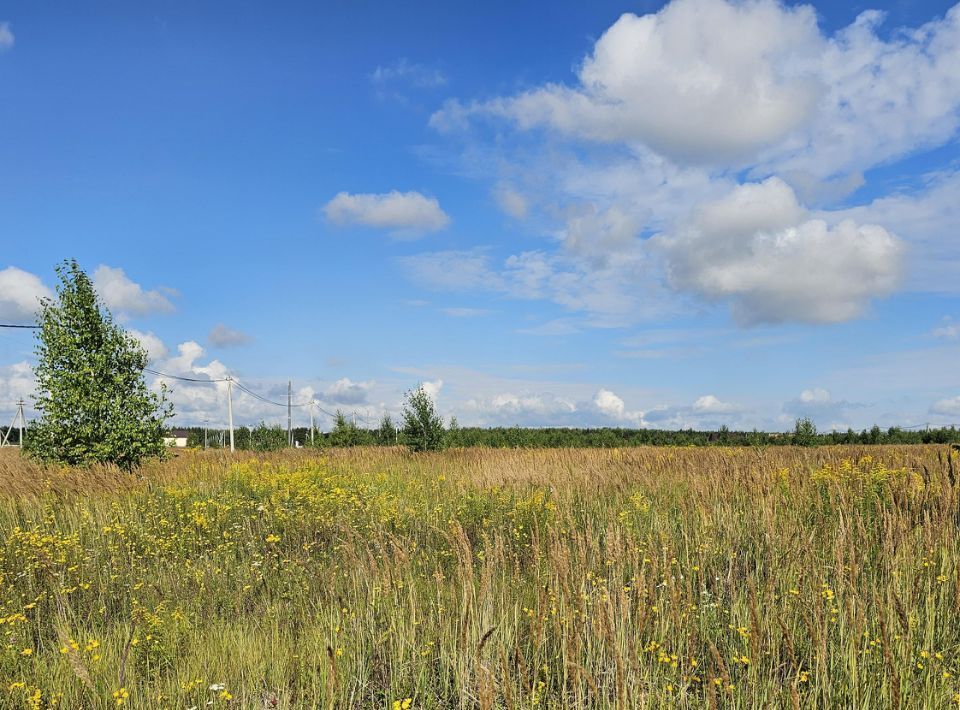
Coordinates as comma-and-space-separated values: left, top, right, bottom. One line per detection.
330, 410, 363, 447
401, 384, 445, 452
250, 422, 287, 451
27, 260, 173, 470
447, 415, 461, 447
792, 417, 818, 447
377, 413, 397, 445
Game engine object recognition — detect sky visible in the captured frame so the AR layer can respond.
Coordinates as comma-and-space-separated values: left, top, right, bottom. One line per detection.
2, 0, 960, 433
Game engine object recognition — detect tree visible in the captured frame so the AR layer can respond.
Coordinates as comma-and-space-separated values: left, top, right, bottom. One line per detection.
377, 413, 397, 445
401, 384, 445, 452
447, 415, 461, 447
250, 421, 287, 451
792, 417, 818, 447
28, 260, 173, 469
330, 410, 363, 447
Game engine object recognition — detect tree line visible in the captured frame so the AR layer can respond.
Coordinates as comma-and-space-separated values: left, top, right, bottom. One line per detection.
11, 260, 960, 469
168, 418, 960, 452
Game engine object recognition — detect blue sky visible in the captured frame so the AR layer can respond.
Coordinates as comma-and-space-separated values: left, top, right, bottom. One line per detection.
2, 0, 960, 431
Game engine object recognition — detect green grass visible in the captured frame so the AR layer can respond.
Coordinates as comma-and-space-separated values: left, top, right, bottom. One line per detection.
0, 445, 958, 708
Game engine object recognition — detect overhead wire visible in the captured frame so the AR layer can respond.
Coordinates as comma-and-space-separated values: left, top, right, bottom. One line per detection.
144, 368, 335, 415
144, 368, 229, 383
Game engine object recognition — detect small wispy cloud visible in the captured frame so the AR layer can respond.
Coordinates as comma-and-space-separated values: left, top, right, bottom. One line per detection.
932, 320, 959, 340
371, 58, 446, 89
208, 324, 254, 348
0, 22, 14, 51
441, 307, 490, 318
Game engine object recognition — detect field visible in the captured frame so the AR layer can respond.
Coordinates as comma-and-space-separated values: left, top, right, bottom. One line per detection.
0, 445, 959, 709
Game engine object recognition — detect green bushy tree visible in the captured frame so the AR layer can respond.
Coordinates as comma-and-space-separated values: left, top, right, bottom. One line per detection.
330, 411, 363, 447
792, 417, 818, 447
28, 260, 173, 470
446, 416, 461, 447
377, 413, 397, 445
250, 422, 287, 452
401, 384, 445, 452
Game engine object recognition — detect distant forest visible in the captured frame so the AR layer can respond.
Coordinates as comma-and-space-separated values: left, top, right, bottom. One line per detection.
165, 419, 960, 451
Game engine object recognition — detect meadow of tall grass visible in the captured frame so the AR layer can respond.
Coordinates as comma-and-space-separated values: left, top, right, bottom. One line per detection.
0, 444, 958, 708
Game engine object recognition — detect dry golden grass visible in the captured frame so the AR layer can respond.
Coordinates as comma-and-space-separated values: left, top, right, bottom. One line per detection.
0, 444, 958, 708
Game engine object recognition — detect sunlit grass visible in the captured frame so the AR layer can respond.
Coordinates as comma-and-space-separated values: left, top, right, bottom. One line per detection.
0, 445, 958, 708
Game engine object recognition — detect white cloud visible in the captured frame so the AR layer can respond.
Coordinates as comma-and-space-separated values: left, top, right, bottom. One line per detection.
323, 378, 373, 405
494, 186, 529, 220
931, 395, 960, 416
208, 324, 253, 348
824, 171, 960, 292
0, 22, 13, 51
461, 386, 645, 427
561, 205, 640, 264
436, 1, 960, 177
126, 329, 168, 362
766, 5, 960, 180
400, 250, 501, 291
592, 388, 645, 425
593, 388, 626, 418
463, 391, 578, 426
800, 387, 832, 404
0, 362, 34, 408
93, 265, 175, 316
933, 323, 959, 340
402, 247, 671, 326
323, 191, 450, 235
0, 267, 53, 323
145, 342, 234, 424
433, 0, 822, 164
692, 394, 737, 414
783, 387, 864, 427
657, 178, 903, 324
421, 379, 443, 401
425, 1, 960, 329
371, 58, 446, 89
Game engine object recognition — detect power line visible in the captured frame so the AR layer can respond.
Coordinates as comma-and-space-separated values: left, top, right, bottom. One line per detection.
233, 379, 312, 408
144, 368, 229, 383
143, 368, 320, 411
314, 402, 339, 419
232, 380, 288, 407
0, 324, 39, 329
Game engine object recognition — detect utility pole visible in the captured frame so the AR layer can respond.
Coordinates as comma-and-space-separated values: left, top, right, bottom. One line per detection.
226, 376, 235, 453
203, 419, 208, 450
309, 401, 315, 447
17, 399, 23, 448
1, 400, 25, 447
287, 380, 293, 447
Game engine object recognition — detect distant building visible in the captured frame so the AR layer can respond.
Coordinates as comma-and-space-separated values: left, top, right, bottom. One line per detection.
163, 428, 189, 448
